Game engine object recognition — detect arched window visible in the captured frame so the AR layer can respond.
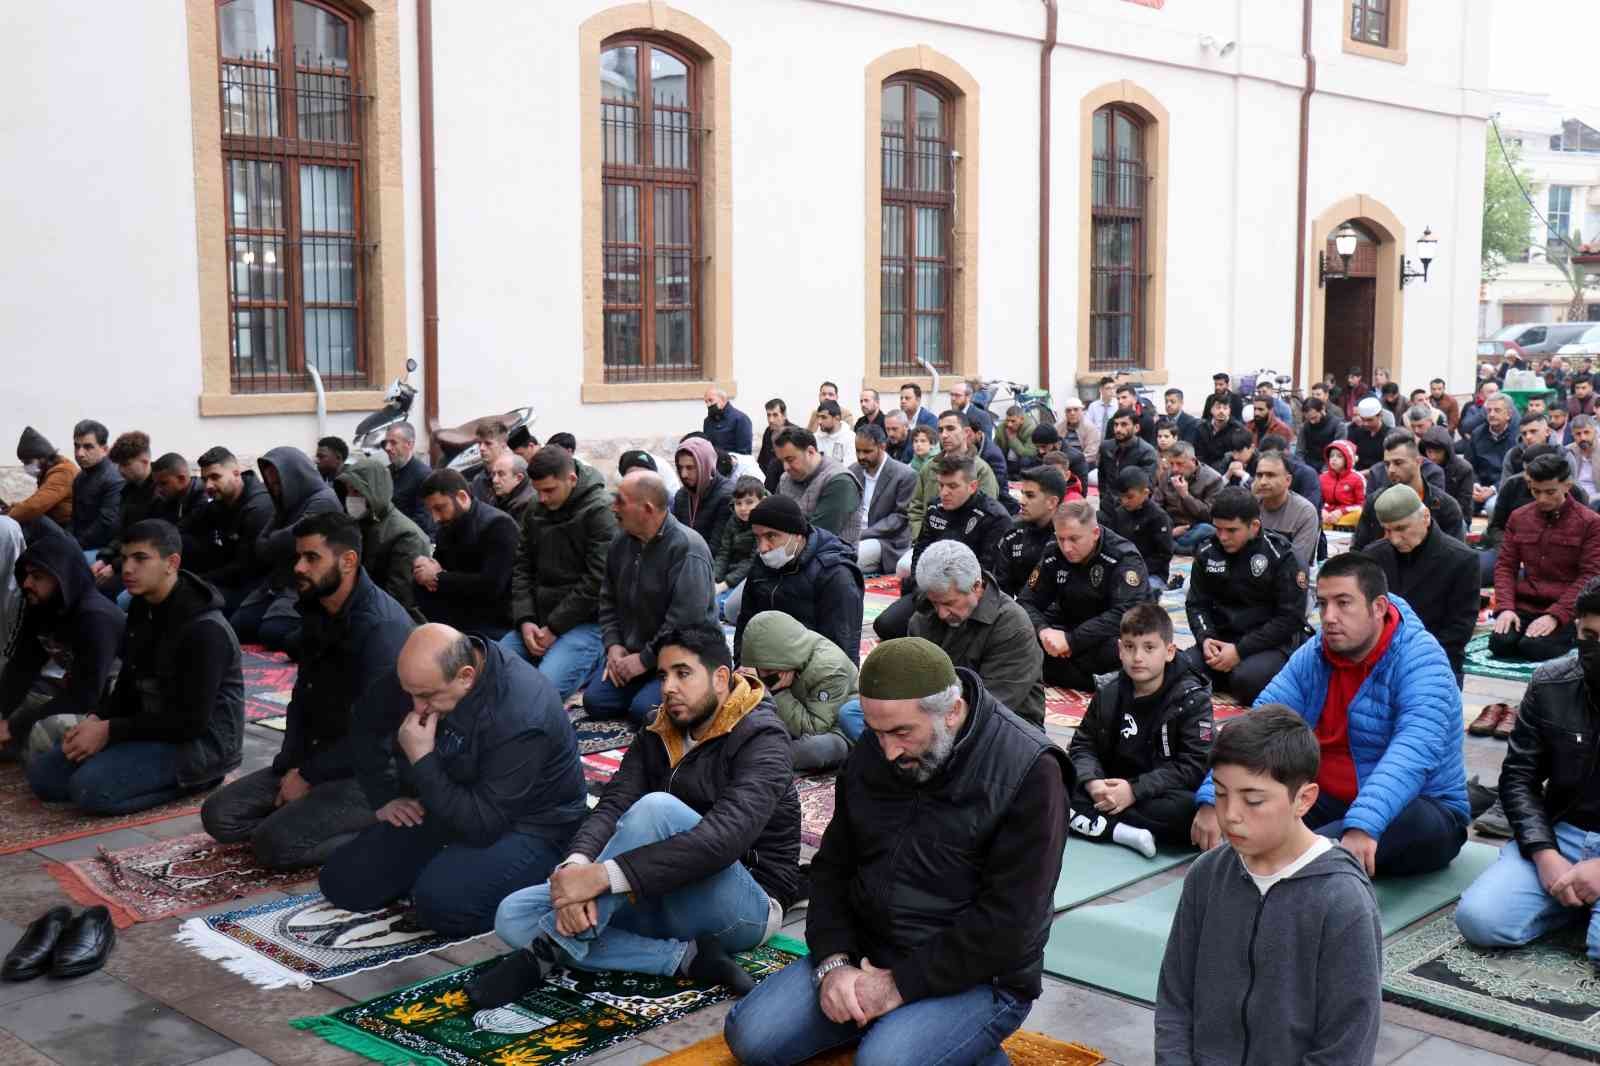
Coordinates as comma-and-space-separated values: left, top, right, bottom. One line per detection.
600, 38, 701, 382
880, 77, 954, 375
217, 0, 366, 392
1089, 104, 1149, 370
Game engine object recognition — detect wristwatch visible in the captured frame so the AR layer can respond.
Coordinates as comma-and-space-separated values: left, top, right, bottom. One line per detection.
812, 954, 850, 989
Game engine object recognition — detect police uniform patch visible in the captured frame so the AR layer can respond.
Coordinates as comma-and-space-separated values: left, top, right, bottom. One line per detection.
1090, 564, 1104, 588
1250, 554, 1268, 577
1124, 568, 1141, 587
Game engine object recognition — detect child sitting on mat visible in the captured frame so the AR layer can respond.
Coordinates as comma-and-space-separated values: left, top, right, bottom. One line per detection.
1155, 705, 1382, 1066
1065, 603, 1212, 858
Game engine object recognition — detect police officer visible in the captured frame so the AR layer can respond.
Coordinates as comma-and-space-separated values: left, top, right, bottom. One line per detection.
1019, 498, 1152, 690
872, 453, 1011, 641
1183, 487, 1308, 703
994, 465, 1067, 597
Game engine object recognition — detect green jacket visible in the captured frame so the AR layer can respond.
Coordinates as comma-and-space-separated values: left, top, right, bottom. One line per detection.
714, 514, 756, 586
509, 460, 618, 634
907, 451, 1000, 538
335, 457, 431, 615
994, 414, 1040, 464
737, 610, 856, 741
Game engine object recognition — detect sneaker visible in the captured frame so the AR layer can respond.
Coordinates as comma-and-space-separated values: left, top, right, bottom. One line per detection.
1474, 799, 1512, 839
1466, 775, 1498, 820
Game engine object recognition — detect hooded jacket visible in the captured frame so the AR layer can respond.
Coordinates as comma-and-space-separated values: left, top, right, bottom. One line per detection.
1423, 425, 1477, 520
336, 457, 431, 613
8, 427, 76, 526
568, 673, 802, 907
738, 610, 857, 742
671, 438, 735, 552
510, 460, 617, 634
420, 496, 519, 634
908, 573, 1046, 726
0, 530, 123, 752
100, 571, 243, 788
1155, 843, 1381, 1066
1320, 439, 1366, 512
277, 568, 415, 784
734, 526, 866, 667
256, 447, 341, 589
599, 512, 718, 670
354, 639, 587, 846
181, 470, 275, 591
1296, 411, 1342, 471
69, 455, 124, 551
0, 516, 22, 663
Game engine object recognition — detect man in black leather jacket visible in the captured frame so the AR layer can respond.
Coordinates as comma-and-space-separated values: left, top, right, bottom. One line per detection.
1455, 578, 1600, 961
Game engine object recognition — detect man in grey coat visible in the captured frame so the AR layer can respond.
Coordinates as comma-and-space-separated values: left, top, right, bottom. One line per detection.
907, 541, 1045, 727
849, 426, 916, 577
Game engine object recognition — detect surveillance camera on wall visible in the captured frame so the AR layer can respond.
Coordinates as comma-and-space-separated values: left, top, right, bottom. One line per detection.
1199, 34, 1237, 58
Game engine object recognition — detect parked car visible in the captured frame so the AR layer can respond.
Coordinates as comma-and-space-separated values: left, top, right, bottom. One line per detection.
1478, 321, 1598, 358
1556, 323, 1600, 359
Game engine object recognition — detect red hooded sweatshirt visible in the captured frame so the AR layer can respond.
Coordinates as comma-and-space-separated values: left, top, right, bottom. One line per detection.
1320, 440, 1366, 512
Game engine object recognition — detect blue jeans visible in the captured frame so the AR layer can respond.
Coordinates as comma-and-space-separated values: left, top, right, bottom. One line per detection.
1173, 523, 1215, 554
836, 698, 865, 742
1148, 575, 1168, 595
319, 819, 569, 939
1456, 822, 1600, 962
27, 740, 184, 814
581, 660, 663, 726
495, 792, 772, 976
1308, 792, 1467, 878
724, 957, 1030, 1066
497, 623, 604, 702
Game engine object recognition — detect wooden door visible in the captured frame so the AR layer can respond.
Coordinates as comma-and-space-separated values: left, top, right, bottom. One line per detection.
1323, 277, 1377, 382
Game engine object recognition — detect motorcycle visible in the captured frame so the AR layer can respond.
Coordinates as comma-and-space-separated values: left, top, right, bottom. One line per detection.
431, 404, 536, 480
349, 358, 419, 461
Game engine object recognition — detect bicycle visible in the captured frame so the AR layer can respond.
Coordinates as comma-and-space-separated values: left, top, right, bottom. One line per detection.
976, 379, 1056, 422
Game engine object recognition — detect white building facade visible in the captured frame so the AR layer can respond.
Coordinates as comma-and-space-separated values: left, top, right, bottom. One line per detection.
0, 0, 1491, 463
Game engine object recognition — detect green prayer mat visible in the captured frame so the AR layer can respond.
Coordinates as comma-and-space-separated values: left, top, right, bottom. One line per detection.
1372, 841, 1499, 935
1053, 841, 1193, 912
293, 934, 807, 1066
1462, 633, 1540, 683
1384, 908, 1600, 1059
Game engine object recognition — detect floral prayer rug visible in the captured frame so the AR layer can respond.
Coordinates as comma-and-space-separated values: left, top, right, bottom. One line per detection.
241, 644, 296, 723
650, 1030, 1107, 1065
1383, 908, 1600, 1058
565, 707, 634, 755
797, 774, 835, 854
176, 891, 484, 989
581, 748, 626, 809
0, 763, 226, 856
44, 831, 313, 928
292, 935, 807, 1065
1462, 633, 1540, 683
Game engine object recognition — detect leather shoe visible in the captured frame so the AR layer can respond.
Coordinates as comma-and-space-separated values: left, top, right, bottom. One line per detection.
49, 906, 114, 979
1493, 705, 1519, 740
2, 906, 71, 981
1468, 703, 1508, 736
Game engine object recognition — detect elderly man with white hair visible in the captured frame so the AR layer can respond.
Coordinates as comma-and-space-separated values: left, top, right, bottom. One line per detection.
1055, 395, 1101, 468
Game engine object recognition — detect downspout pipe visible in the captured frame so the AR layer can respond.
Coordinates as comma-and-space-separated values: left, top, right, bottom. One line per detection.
417, 0, 441, 448
1290, 0, 1316, 393
1038, 0, 1058, 393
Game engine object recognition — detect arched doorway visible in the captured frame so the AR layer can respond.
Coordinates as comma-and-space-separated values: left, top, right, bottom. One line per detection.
1308, 195, 1405, 390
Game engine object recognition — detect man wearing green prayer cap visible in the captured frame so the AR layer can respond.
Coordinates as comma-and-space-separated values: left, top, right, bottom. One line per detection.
724, 638, 1071, 1065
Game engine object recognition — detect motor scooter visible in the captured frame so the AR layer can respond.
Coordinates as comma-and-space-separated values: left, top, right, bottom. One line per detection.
431, 405, 536, 480
348, 358, 419, 461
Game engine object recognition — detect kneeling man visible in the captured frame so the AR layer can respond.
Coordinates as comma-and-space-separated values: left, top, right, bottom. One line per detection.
319, 624, 586, 938
473, 624, 801, 1008
723, 638, 1070, 1066
1191, 552, 1469, 877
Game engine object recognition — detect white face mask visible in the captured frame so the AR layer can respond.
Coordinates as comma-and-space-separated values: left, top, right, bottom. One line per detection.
345, 495, 368, 520
22, 461, 41, 477
759, 542, 795, 570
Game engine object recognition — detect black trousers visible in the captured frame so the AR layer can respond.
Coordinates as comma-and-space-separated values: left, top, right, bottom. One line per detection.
1041, 641, 1121, 691
1181, 645, 1288, 706
1488, 610, 1574, 664
1069, 781, 1196, 847
871, 593, 918, 642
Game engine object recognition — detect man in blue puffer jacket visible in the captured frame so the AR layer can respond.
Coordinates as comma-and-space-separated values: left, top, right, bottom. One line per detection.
1190, 552, 1468, 877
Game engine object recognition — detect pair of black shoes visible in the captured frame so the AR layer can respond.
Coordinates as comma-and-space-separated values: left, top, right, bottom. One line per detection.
2, 906, 115, 981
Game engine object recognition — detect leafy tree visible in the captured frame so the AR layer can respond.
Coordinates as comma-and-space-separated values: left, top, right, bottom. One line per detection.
1547, 229, 1599, 321
1482, 129, 1530, 281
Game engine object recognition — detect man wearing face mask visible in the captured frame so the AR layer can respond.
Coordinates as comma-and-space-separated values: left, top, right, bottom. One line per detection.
202, 512, 412, 868
702, 387, 754, 456
3, 427, 77, 527
1456, 577, 1600, 964
734, 494, 865, 668
335, 456, 431, 617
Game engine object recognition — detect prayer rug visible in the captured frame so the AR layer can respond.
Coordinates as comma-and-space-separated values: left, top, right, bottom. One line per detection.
44, 831, 313, 928
176, 891, 484, 990
650, 1030, 1107, 1065
1463, 633, 1540, 683
565, 707, 635, 755
292, 934, 808, 1065
254, 715, 288, 732
862, 575, 900, 595
1383, 908, 1600, 1059
797, 774, 835, 853
0, 763, 226, 857
581, 748, 625, 799
1053, 842, 1192, 912
241, 644, 296, 723
861, 590, 898, 625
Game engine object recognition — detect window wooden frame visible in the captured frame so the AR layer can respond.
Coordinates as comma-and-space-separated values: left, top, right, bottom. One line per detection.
1088, 104, 1150, 372
1342, 0, 1408, 65
879, 76, 955, 378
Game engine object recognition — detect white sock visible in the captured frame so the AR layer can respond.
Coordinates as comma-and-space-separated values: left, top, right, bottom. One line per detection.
1111, 823, 1157, 859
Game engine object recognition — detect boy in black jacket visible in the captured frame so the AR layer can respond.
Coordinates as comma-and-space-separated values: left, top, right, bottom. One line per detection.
1066, 604, 1211, 857
1100, 467, 1174, 592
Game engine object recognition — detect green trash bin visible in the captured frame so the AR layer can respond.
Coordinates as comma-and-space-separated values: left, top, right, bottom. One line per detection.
1501, 388, 1553, 414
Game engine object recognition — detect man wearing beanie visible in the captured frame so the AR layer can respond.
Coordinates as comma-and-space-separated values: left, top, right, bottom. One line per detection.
2, 428, 77, 526
724, 638, 1070, 1065
733, 494, 864, 667
1360, 484, 1479, 685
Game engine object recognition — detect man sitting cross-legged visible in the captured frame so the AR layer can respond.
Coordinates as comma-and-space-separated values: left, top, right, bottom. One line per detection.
320, 624, 587, 938
201, 512, 414, 868
1183, 487, 1308, 705
27, 520, 244, 814
1191, 552, 1470, 877
1455, 577, 1600, 964
722, 638, 1070, 1066
1490, 452, 1600, 664
471, 624, 802, 1009
1067, 603, 1212, 858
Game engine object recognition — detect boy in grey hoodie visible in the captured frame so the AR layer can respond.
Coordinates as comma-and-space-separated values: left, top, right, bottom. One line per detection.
1155, 705, 1382, 1066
